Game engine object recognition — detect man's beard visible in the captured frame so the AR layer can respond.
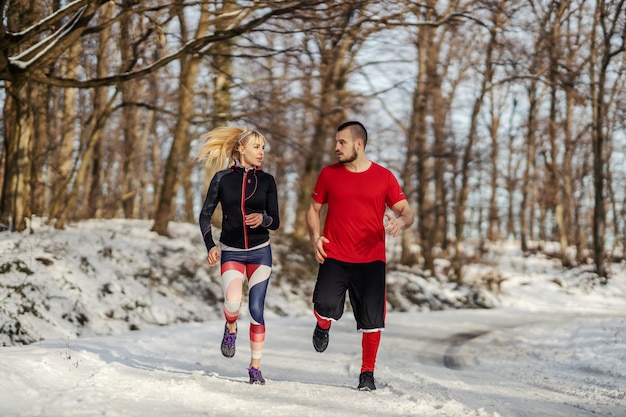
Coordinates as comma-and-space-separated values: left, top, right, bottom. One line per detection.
338, 147, 357, 164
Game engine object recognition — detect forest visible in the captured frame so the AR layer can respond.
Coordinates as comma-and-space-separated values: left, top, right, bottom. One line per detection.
1, 1, 625, 281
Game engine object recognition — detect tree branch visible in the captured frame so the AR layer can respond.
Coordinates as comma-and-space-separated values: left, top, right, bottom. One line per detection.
30, 1, 328, 88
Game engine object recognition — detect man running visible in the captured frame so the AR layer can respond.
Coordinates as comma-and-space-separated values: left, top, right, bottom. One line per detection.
306, 121, 414, 391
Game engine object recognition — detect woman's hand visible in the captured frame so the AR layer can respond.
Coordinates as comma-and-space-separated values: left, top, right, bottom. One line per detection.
206, 247, 220, 266
245, 213, 263, 229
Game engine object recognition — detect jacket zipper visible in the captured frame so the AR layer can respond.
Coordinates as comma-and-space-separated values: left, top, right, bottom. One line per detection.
240, 170, 248, 248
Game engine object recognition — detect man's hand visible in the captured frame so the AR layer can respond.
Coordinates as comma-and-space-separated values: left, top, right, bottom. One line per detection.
313, 236, 329, 263
384, 213, 403, 237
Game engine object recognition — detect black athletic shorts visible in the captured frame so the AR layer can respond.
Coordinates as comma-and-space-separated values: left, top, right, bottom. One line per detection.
312, 258, 386, 331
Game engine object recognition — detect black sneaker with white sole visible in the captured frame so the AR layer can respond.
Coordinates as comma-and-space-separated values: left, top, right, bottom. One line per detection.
357, 371, 376, 391
312, 324, 330, 352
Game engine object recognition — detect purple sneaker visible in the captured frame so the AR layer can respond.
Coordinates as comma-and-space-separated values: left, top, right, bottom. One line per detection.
248, 367, 265, 385
220, 323, 237, 358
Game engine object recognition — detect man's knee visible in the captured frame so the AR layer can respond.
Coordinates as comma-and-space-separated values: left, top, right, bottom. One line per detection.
314, 302, 343, 321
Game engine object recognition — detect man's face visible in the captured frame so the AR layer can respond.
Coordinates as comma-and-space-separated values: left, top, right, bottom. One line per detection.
335, 131, 358, 164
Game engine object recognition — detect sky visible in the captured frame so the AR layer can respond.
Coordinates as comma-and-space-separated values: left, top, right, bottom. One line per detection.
0, 218, 625, 417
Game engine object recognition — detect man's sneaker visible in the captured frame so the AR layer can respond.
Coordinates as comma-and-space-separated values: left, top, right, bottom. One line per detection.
220, 323, 236, 358
357, 371, 376, 391
312, 324, 329, 352
248, 367, 265, 385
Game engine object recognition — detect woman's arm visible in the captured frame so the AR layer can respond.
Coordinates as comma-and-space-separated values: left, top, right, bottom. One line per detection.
198, 171, 224, 251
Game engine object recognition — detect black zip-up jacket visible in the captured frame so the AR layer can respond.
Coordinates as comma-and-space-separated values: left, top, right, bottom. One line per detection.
199, 165, 280, 251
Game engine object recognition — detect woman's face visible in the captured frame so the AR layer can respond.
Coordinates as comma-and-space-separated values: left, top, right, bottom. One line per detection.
239, 136, 266, 167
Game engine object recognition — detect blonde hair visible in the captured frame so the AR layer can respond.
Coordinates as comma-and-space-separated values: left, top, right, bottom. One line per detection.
194, 126, 267, 173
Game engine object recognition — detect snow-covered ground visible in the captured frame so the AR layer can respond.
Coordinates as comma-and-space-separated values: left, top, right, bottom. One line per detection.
1, 219, 625, 416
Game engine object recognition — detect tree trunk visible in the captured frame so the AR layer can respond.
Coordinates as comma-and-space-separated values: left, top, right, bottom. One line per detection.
0, 0, 106, 230
453, 16, 497, 283
119, 15, 141, 219
0, 1, 41, 231
1, 84, 34, 231
430, 40, 450, 253
30, 83, 49, 217
590, 3, 605, 277
589, 0, 625, 278
54, 92, 118, 229
291, 36, 356, 238
152, 4, 211, 235
83, 2, 116, 219
520, 82, 538, 253
487, 94, 500, 242
49, 42, 81, 222
414, 25, 434, 273
293, 104, 344, 238
204, 0, 237, 229
505, 97, 519, 240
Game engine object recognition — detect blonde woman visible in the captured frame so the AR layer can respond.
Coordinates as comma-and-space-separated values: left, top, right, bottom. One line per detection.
196, 126, 280, 385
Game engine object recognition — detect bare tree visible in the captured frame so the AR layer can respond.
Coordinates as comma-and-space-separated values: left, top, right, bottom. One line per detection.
452, 4, 501, 282
1, 1, 109, 231
203, 0, 238, 229
486, 85, 503, 242
516, 1, 554, 254
290, 3, 372, 238
409, 3, 437, 272
0, 1, 331, 232
287, 1, 421, 238
544, 1, 573, 266
2, 0, 626, 280
589, 0, 625, 278
152, 2, 214, 235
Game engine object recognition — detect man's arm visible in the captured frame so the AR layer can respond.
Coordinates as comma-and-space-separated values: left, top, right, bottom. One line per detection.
385, 199, 415, 237
306, 199, 328, 263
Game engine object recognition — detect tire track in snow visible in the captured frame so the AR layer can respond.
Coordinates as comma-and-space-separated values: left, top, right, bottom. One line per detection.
442, 331, 490, 370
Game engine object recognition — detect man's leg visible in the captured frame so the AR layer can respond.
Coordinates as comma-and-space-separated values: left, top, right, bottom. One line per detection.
312, 258, 349, 352
357, 330, 380, 391
361, 330, 381, 373
312, 309, 331, 352
349, 261, 386, 390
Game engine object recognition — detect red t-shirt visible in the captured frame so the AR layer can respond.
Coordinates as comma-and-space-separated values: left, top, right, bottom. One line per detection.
311, 162, 407, 263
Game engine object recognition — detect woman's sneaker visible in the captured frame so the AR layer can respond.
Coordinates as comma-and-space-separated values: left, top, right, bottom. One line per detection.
248, 367, 265, 385
357, 371, 376, 391
220, 323, 237, 358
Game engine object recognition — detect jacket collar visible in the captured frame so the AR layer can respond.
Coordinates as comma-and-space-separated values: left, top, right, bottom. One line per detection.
232, 159, 259, 172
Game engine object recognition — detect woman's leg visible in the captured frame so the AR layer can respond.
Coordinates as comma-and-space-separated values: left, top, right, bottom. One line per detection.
246, 245, 272, 369
221, 259, 245, 328
218, 257, 245, 358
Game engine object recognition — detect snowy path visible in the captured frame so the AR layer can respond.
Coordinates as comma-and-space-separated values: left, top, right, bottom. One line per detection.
384, 310, 623, 417
1, 310, 624, 417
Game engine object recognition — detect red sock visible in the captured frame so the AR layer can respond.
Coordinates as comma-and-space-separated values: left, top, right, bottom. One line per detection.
314, 309, 331, 330
361, 331, 381, 373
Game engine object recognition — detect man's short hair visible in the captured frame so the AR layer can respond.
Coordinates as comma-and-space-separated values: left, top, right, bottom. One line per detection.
337, 121, 368, 148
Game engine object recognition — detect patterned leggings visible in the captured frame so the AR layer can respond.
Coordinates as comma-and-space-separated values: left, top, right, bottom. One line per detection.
220, 244, 272, 360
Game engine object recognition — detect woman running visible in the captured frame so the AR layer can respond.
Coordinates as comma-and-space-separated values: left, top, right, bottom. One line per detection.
196, 126, 280, 385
